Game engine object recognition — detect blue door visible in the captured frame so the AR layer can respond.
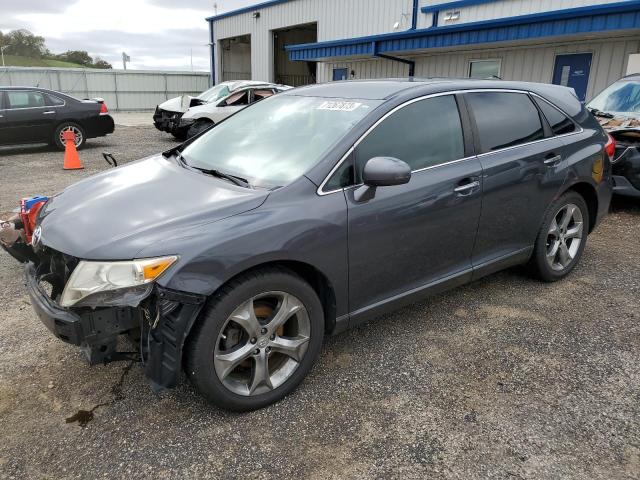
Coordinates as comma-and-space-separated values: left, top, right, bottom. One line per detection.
552, 53, 592, 101
332, 68, 348, 81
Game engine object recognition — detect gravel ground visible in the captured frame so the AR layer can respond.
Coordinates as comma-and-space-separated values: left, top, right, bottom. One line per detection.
0, 126, 639, 479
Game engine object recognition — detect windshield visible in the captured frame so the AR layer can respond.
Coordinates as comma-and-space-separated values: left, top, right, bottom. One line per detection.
588, 79, 640, 116
181, 95, 381, 187
197, 83, 232, 102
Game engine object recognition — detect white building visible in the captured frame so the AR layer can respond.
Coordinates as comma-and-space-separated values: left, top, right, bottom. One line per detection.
206, 0, 640, 101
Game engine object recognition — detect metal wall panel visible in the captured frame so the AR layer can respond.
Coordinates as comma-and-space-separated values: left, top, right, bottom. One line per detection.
0, 67, 210, 111
319, 36, 640, 100
212, 0, 414, 83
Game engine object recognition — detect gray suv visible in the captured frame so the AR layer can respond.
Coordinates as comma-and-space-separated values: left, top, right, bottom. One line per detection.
13, 79, 612, 411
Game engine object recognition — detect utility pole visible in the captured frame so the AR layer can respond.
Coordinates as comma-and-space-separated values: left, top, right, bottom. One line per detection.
1, 45, 9, 68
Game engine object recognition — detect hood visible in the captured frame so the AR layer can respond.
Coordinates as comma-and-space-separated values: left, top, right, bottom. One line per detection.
158, 95, 208, 113
38, 155, 269, 260
182, 103, 220, 119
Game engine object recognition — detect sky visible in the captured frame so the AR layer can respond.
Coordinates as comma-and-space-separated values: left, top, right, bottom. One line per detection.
0, 0, 258, 71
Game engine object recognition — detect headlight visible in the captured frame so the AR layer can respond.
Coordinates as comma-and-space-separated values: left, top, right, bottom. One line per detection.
179, 117, 196, 126
60, 256, 178, 308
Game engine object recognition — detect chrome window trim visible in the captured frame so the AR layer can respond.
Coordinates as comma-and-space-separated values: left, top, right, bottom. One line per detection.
317, 88, 584, 196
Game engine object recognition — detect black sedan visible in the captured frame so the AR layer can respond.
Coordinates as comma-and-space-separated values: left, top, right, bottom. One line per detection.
0, 86, 114, 150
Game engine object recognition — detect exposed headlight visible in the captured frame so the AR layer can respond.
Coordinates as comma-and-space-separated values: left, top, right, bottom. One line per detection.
179, 117, 196, 126
60, 256, 178, 308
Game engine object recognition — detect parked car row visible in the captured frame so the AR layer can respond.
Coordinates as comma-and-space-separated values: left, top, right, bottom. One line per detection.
2, 77, 618, 412
153, 80, 292, 140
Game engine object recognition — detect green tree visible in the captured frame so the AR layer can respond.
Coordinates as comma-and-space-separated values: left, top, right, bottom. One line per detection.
4, 29, 49, 58
56, 50, 94, 66
92, 57, 112, 69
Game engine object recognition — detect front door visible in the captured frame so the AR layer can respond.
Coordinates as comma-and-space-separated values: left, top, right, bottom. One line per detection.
2, 90, 56, 144
333, 68, 348, 81
552, 53, 592, 102
345, 94, 482, 315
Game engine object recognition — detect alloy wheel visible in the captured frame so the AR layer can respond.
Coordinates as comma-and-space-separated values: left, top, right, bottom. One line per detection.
545, 203, 584, 272
59, 126, 83, 147
213, 291, 311, 396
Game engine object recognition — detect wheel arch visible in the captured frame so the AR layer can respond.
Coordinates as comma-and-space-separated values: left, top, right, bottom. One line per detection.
193, 260, 338, 336
561, 181, 598, 233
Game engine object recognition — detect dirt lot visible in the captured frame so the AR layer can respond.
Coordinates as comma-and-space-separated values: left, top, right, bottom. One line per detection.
0, 125, 639, 479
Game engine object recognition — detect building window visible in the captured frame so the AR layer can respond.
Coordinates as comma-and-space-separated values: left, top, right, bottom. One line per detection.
468, 59, 501, 79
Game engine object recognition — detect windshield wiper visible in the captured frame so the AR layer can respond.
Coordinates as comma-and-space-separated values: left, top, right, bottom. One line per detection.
588, 107, 614, 119
194, 167, 253, 189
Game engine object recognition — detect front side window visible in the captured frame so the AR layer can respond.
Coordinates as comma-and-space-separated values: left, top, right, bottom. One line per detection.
466, 92, 544, 153
588, 79, 640, 116
6, 91, 46, 109
354, 95, 465, 180
533, 96, 575, 136
469, 60, 501, 79
181, 95, 381, 188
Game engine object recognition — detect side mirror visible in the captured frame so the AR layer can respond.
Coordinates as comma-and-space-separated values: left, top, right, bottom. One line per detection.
363, 156, 411, 186
354, 157, 411, 201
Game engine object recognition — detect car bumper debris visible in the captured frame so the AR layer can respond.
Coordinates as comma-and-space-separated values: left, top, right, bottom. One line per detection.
596, 115, 640, 197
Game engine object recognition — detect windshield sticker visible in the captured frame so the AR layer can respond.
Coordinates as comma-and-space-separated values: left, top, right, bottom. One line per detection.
317, 101, 362, 112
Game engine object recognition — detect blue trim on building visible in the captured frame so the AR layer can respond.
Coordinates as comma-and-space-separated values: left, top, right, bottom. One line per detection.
206, 0, 295, 21
421, 0, 499, 15
286, 1, 640, 61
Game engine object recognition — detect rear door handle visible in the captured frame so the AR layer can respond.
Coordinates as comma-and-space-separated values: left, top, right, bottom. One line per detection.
454, 180, 480, 193
43, 111, 56, 115
544, 154, 562, 166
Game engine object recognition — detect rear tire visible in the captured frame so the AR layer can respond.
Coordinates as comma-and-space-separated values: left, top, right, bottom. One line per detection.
185, 267, 324, 411
53, 122, 86, 150
528, 191, 589, 282
187, 120, 214, 139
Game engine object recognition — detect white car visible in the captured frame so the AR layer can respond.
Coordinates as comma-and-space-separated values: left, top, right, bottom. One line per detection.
153, 80, 291, 140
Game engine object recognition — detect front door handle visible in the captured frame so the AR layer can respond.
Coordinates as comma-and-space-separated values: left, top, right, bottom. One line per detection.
544, 154, 562, 166
454, 180, 480, 194
43, 110, 56, 115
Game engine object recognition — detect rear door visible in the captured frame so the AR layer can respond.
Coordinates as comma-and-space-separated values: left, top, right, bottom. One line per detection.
3, 90, 55, 144
345, 94, 483, 314
464, 90, 567, 270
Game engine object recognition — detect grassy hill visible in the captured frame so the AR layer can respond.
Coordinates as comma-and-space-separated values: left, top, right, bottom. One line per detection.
1, 55, 89, 68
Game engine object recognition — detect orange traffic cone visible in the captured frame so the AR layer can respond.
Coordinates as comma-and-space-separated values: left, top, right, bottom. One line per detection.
62, 129, 83, 170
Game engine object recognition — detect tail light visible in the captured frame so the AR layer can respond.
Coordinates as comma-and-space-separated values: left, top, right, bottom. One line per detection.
604, 133, 616, 162
99, 102, 109, 114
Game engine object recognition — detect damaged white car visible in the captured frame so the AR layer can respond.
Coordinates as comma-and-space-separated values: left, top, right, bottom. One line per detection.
153, 80, 291, 140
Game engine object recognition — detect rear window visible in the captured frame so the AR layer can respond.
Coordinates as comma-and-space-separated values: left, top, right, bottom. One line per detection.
533, 97, 575, 135
466, 92, 544, 153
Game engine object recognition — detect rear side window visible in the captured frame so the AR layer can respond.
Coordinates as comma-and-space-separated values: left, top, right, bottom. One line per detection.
466, 92, 544, 153
47, 94, 65, 106
354, 95, 465, 179
533, 97, 575, 135
6, 91, 46, 109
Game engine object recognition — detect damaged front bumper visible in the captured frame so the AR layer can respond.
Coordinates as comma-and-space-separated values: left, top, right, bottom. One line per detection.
25, 260, 206, 390
152, 107, 186, 136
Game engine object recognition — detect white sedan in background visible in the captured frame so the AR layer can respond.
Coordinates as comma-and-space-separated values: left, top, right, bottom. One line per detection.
180, 82, 291, 139
153, 80, 291, 140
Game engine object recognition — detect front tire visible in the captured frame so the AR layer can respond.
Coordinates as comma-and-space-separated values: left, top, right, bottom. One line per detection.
185, 268, 324, 411
187, 120, 213, 139
528, 191, 589, 282
53, 122, 86, 150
